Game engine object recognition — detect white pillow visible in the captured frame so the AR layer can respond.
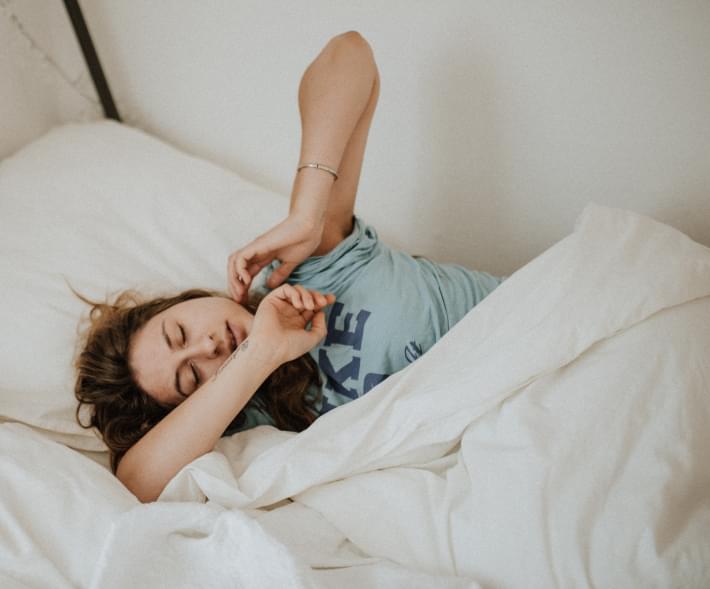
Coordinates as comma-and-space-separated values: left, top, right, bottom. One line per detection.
0, 121, 288, 451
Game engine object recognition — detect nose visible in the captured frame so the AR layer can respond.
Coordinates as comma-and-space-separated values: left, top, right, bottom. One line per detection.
183, 333, 220, 360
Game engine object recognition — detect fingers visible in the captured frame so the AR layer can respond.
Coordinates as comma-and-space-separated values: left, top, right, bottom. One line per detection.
283, 284, 311, 310
260, 286, 334, 359
227, 246, 275, 303
284, 285, 335, 311
229, 271, 250, 304
228, 273, 246, 304
227, 250, 248, 302
299, 308, 328, 345
294, 285, 316, 310
309, 309, 327, 338
272, 284, 335, 312
235, 249, 256, 284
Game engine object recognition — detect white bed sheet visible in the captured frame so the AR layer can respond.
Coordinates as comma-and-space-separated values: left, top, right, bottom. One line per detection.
2, 202, 709, 588
157, 202, 710, 588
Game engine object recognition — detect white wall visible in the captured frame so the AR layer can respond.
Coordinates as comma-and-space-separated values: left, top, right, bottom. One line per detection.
3, 0, 710, 275
0, 0, 102, 158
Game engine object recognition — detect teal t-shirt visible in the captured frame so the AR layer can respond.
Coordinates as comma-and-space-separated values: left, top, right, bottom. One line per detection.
224, 216, 504, 433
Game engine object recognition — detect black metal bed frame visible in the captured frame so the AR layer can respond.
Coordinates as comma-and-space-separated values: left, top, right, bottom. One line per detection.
63, 0, 121, 122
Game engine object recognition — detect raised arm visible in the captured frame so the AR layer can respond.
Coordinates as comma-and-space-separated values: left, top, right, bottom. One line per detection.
293, 30, 380, 251
227, 31, 379, 302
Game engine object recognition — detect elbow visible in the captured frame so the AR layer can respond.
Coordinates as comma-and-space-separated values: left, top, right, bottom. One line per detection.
121, 474, 161, 504
116, 458, 161, 504
336, 30, 368, 45
330, 30, 374, 60
134, 487, 160, 504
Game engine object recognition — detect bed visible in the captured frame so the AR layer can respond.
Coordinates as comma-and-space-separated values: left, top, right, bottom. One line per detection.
1, 6, 709, 589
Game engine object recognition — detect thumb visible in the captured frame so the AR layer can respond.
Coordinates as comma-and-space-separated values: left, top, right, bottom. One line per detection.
308, 310, 328, 341
266, 262, 298, 289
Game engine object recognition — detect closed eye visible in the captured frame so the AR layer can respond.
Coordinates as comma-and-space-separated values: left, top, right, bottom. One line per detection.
178, 323, 200, 391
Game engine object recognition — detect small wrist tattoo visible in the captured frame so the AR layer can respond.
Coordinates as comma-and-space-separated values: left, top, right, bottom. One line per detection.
210, 338, 250, 382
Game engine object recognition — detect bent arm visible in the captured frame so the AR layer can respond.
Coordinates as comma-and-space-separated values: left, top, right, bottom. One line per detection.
225, 33, 379, 301
291, 31, 379, 251
116, 339, 277, 503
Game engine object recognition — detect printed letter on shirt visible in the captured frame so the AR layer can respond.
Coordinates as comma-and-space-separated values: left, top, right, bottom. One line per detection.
324, 303, 371, 351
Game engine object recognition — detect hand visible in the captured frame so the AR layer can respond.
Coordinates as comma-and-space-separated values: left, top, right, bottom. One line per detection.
248, 284, 335, 366
228, 213, 324, 303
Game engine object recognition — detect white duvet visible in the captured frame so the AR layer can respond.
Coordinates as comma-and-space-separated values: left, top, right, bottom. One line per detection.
2, 203, 709, 588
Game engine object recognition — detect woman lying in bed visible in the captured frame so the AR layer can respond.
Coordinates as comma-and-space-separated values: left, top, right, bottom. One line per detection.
73, 31, 504, 503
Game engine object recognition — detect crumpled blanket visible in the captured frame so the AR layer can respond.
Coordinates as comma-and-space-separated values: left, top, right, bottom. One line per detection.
70, 204, 710, 587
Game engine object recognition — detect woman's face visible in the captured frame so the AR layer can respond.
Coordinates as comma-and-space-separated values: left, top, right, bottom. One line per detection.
129, 296, 254, 407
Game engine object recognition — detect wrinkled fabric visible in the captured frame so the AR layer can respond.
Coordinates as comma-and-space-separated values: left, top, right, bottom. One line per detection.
158, 204, 710, 588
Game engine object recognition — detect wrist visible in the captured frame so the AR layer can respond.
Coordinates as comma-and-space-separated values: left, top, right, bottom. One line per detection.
218, 337, 281, 383
287, 208, 326, 243
289, 166, 333, 224
238, 335, 284, 372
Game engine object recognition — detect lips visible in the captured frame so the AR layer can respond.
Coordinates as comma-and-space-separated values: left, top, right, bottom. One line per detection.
226, 321, 237, 352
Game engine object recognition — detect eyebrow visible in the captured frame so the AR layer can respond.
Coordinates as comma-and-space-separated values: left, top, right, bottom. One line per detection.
161, 319, 187, 399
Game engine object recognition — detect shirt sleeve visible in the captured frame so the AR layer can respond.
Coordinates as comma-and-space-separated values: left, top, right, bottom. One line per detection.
221, 401, 276, 436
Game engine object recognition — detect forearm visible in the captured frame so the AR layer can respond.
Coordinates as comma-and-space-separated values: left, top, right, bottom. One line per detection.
116, 339, 276, 503
290, 32, 377, 223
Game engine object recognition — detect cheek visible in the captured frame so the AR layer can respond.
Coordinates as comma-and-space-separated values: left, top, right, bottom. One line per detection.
205, 355, 227, 377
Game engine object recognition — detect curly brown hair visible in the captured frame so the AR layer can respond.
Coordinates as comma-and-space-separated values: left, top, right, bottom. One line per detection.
71, 286, 322, 474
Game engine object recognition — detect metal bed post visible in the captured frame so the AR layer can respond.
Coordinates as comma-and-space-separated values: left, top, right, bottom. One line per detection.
63, 0, 121, 122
